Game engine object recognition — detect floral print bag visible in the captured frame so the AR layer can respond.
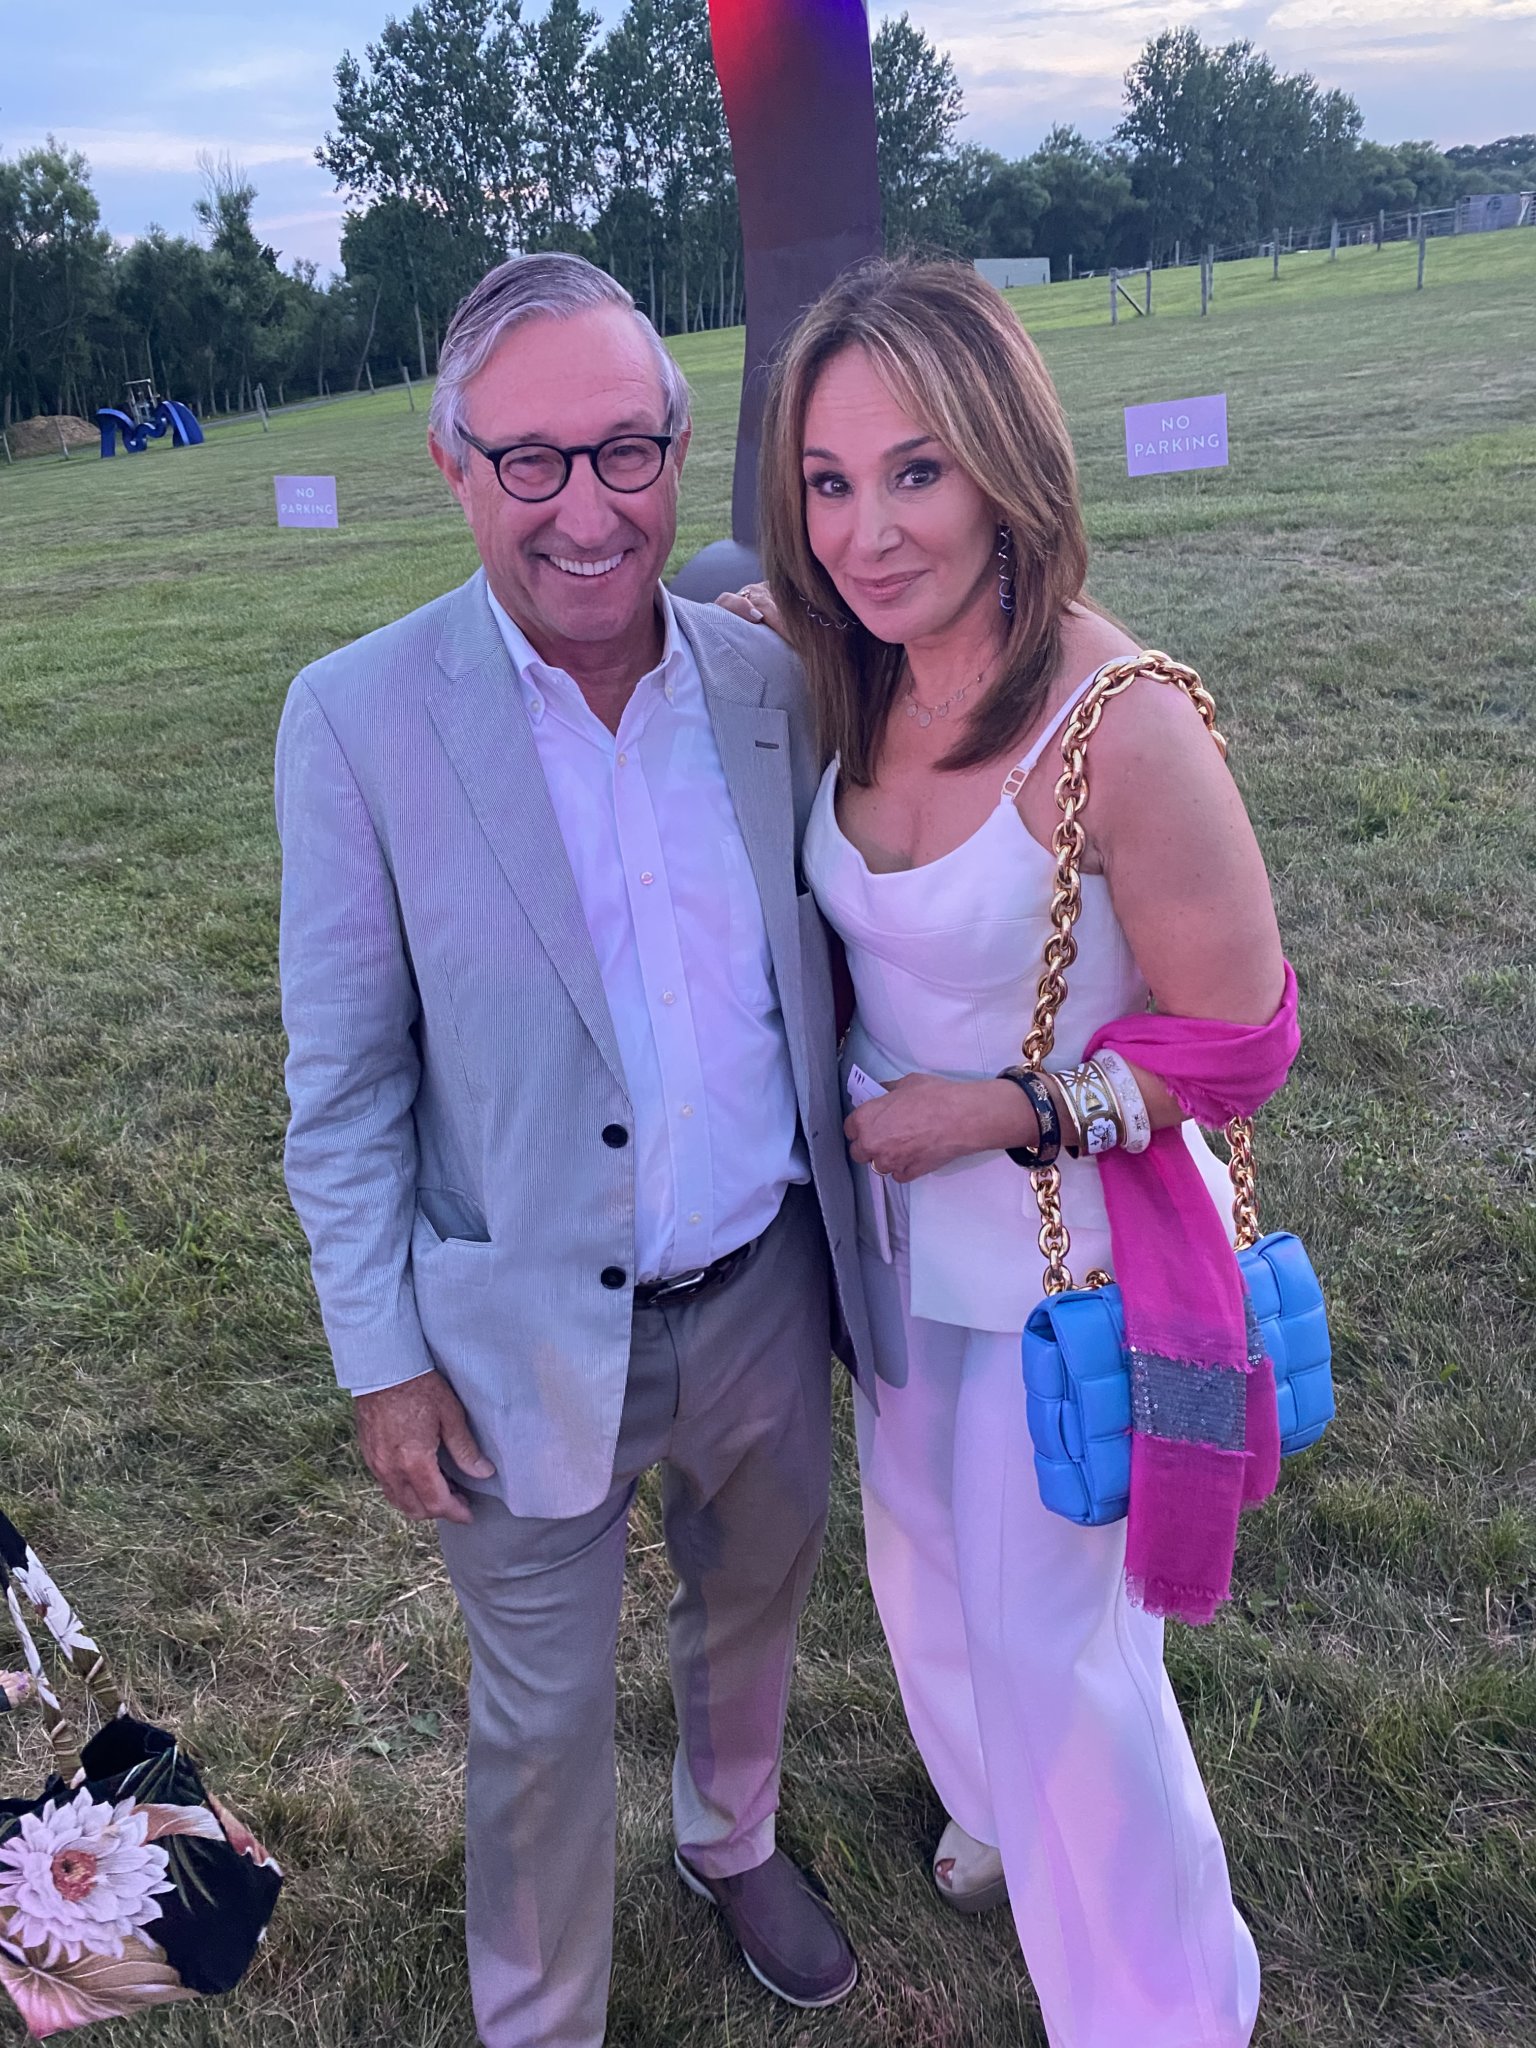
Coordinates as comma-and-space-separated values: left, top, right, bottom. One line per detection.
0, 1510, 282, 2038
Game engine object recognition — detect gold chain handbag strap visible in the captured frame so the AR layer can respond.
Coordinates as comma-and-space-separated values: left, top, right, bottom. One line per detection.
1022, 650, 1260, 1295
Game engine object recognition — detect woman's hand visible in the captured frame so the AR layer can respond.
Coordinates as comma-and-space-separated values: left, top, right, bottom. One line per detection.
713, 580, 785, 637
846, 1074, 1037, 1183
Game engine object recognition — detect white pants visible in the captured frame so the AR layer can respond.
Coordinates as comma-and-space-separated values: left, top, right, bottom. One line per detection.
857, 1191, 1260, 2048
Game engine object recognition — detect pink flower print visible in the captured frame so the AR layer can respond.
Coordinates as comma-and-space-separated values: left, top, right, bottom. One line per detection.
0, 1790, 173, 1966
0, 1933, 194, 2037
207, 1795, 281, 1874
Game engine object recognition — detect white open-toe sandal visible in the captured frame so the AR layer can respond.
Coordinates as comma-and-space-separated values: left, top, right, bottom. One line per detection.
932, 1819, 1009, 1914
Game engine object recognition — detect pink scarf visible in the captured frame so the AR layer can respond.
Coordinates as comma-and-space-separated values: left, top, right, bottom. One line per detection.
1084, 963, 1301, 1625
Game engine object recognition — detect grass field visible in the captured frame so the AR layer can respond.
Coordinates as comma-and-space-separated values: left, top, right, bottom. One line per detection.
2, 231, 1534, 2047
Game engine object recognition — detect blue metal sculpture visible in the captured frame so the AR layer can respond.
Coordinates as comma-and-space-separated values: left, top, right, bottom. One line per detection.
97, 381, 204, 458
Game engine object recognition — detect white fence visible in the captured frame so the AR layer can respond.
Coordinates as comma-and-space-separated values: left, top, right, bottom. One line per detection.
1199, 196, 1534, 269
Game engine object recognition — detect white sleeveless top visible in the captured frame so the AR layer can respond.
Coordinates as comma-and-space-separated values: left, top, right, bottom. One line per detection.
802, 668, 1234, 1333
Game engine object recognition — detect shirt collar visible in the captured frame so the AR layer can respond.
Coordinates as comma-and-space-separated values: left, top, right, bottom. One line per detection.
485, 581, 689, 726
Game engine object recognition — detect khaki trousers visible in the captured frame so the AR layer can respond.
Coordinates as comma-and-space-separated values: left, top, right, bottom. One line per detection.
437, 1184, 833, 2048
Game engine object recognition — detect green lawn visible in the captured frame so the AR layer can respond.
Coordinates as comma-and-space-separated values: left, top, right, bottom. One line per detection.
1, 233, 1534, 2048
999, 227, 1536, 331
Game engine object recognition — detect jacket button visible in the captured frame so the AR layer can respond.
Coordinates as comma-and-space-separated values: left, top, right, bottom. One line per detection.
602, 1124, 629, 1148
600, 1266, 627, 1290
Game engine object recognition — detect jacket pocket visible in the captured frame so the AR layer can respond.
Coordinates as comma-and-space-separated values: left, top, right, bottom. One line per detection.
412, 1188, 494, 1286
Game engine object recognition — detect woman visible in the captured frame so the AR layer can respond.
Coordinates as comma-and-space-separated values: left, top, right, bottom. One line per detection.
730, 261, 1291, 2047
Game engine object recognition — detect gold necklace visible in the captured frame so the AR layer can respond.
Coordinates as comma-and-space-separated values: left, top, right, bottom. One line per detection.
904, 674, 972, 728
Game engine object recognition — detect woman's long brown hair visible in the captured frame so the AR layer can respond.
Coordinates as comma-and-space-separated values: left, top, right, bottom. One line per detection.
758, 258, 1092, 786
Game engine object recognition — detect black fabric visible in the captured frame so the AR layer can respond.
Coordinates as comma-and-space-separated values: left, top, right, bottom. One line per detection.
0, 1508, 29, 1574
0, 1510, 284, 2023
0, 1723, 282, 1998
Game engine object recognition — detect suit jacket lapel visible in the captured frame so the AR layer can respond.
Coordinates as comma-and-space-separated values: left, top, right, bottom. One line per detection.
425, 573, 628, 1094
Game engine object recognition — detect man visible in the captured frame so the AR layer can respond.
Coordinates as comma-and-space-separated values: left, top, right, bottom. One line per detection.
274, 253, 873, 2048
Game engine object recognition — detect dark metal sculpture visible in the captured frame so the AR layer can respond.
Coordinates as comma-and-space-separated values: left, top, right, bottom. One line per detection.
670, 0, 882, 601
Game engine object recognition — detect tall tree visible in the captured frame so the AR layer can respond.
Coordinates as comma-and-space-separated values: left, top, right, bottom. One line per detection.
522, 0, 601, 241
114, 228, 220, 409
0, 141, 113, 422
648, 0, 731, 332
1445, 134, 1536, 185
592, 0, 667, 321
0, 154, 26, 425
340, 197, 463, 383
1027, 127, 1140, 278
1387, 141, 1462, 210
942, 147, 1049, 258
871, 12, 965, 249
1116, 30, 1363, 255
193, 154, 284, 411
590, 0, 731, 332
319, 0, 528, 369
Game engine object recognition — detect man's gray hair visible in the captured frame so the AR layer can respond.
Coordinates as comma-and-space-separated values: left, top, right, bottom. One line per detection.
428, 253, 691, 462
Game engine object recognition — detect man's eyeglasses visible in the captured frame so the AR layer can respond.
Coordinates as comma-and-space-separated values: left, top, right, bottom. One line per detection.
461, 430, 674, 503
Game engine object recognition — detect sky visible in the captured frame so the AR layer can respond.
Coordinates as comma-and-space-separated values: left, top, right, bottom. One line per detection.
4, 0, 1532, 275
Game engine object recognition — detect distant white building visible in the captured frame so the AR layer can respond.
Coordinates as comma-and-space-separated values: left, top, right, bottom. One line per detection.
1459, 193, 1528, 232
975, 257, 1050, 289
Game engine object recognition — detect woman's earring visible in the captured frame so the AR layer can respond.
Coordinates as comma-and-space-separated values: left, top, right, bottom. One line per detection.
801, 594, 849, 632
997, 525, 1016, 617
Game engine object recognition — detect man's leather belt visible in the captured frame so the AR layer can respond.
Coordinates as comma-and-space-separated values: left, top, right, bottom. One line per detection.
633, 1237, 757, 1311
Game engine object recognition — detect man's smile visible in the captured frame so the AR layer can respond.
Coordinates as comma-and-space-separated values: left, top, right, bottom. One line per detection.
545, 550, 628, 579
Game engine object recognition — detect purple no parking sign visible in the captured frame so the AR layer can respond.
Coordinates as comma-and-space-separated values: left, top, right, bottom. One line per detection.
275, 475, 338, 527
1124, 395, 1229, 477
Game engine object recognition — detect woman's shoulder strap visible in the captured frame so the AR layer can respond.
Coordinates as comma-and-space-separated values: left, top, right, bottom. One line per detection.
1000, 666, 1110, 801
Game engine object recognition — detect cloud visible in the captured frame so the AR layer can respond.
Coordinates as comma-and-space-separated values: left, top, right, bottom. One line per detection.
1270, 0, 1534, 19
255, 204, 346, 232
178, 50, 337, 93
9, 127, 316, 175
900, 0, 1536, 147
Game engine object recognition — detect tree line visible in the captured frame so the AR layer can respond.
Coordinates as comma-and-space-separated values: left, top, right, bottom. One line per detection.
2, 0, 1532, 431
0, 150, 347, 429
930, 33, 1534, 273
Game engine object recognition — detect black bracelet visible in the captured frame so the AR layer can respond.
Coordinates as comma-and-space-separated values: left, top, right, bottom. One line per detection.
996, 1065, 1062, 1169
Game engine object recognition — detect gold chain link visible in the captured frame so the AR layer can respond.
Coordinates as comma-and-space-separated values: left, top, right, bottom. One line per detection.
1226, 1116, 1261, 1251
1021, 652, 1255, 1291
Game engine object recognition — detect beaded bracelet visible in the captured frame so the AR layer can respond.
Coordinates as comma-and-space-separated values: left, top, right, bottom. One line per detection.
996, 1066, 1062, 1169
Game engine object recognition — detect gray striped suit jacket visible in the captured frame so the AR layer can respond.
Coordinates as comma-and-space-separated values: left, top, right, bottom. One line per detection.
275, 569, 873, 1519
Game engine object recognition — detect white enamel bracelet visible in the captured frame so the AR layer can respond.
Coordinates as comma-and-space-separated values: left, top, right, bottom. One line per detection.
1092, 1049, 1152, 1155
1052, 1060, 1121, 1156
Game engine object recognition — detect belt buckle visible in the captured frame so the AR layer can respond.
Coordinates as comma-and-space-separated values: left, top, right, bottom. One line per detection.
653, 1265, 710, 1303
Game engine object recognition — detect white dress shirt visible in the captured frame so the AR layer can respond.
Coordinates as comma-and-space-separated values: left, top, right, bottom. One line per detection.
487, 584, 807, 1281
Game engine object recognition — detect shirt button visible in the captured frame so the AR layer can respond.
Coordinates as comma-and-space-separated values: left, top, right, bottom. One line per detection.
661, 990, 676, 1006
680, 1104, 694, 1119
640, 871, 654, 886
617, 751, 628, 766
600, 1266, 627, 1290
688, 1212, 701, 1226
529, 698, 543, 716
602, 1124, 629, 1148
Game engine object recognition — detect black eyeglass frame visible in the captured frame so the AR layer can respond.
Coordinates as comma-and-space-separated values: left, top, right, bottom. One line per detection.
460, 429, 675, 502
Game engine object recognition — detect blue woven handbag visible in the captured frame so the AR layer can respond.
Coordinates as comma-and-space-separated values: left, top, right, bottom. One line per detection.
1022, 1232, 1333, 1526
1010, 654, 1334, 1528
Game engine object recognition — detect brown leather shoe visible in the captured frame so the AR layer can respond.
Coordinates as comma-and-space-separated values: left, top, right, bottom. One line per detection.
675, 1848, 859, 2009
